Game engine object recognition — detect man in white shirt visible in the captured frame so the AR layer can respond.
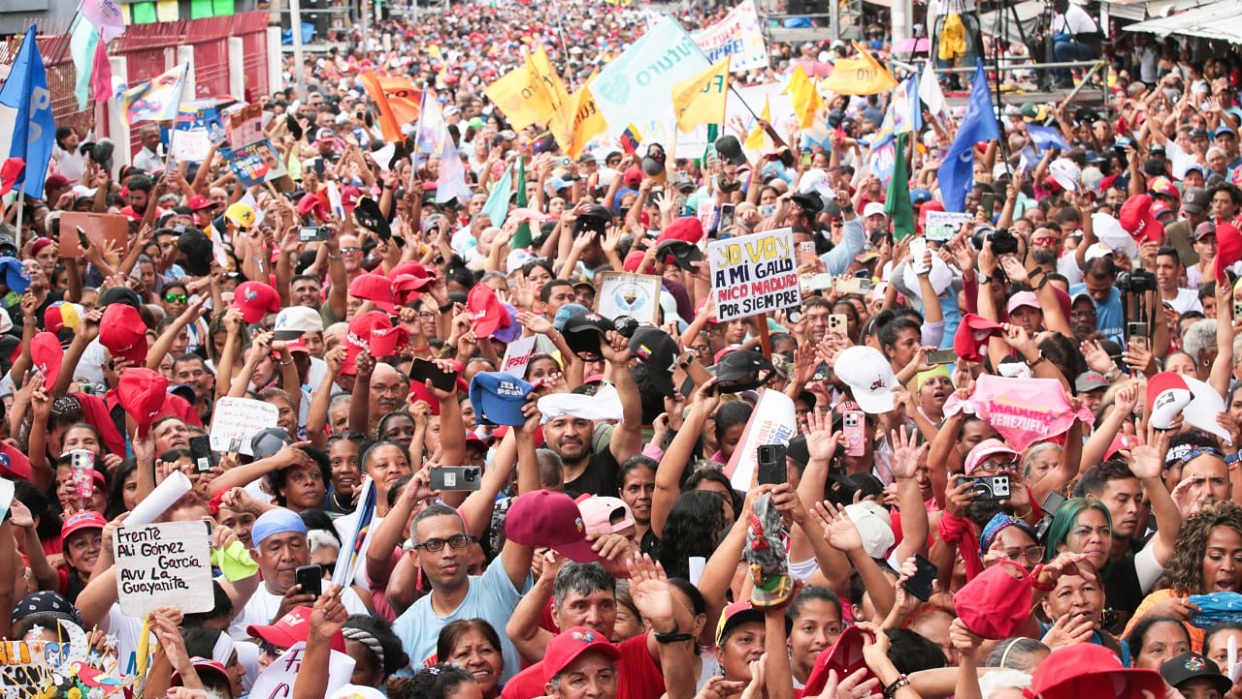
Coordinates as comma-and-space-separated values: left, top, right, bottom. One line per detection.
133, 124, 164, 173
1155, 246, 1203, 315
229, 508, 370, 640
1051, 0, 1101, 88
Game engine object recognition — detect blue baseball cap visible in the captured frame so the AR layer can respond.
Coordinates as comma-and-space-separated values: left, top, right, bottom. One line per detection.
553, 303, 589, 332
469, 372, 535, 427
0, 258, 30, 294
910, 188, 933, 205
251, 508, 307, 547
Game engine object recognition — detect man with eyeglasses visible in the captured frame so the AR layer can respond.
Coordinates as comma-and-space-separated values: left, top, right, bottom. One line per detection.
1071, 446, 1179, 623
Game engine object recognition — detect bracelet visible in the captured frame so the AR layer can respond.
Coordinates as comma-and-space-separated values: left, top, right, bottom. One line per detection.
1029, 564, 1056, 592
328, 254, 341, 261
279, 359, 293, 366
438, 302, 454, 312
883, 675, 910, 699
1014, 505, 1033, 520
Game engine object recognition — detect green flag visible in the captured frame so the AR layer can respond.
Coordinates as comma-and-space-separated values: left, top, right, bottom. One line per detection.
884, 132, 915, 241
482, 162, 512, 229
512, 156, 531, 249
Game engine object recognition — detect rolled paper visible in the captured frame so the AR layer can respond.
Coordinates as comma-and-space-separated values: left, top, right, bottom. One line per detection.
126, 470, 192, 526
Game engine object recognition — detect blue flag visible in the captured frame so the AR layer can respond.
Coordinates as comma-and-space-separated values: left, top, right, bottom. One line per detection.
1026, 124, 1071, 153
937, 61, 999, 213
0, 26, 56, 200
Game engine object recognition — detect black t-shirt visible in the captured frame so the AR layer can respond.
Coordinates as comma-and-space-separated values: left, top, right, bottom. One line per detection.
1102, 538, 1148, 632
564, 448, 621, 499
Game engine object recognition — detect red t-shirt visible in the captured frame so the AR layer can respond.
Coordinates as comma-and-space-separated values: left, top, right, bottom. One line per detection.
500, 633, 663, 699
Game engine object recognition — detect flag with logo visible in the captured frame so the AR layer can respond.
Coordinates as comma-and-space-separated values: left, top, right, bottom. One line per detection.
1025, 124, 1071, 153
485, 52, 555, 130
358, 72, 422, 143
568, 78, 608, 158
672, 57, 730, 134
873, 74, 921, 148
591, 16, 712, 138
436, 137, 473, 206
918, 62, 950, 125
938, 61, 999, 213
823, 42, 898, 96
332, 476, 376, 589
120, 63, 188, 126
80, 0, 125, 42
691, 0, 769, 72
0, 26, 56, 200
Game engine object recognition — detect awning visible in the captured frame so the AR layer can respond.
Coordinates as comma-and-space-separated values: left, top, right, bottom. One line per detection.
1122, 0, 1242, 41
978, 0, 1044, 46
1101, 0, 1188, 23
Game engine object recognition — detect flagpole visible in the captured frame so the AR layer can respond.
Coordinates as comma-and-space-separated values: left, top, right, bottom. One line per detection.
13, 183, 26, 252
729, 85, 760, 121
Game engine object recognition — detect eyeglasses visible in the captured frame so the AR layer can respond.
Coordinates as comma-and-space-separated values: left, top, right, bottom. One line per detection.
413, 534, 474, 553
340, 247, 362, 254
164, 293, 188, 303
1000, 546, 1045, 565
419, 311, 437, 320
973, 458, 1018, 475
1032, 237, 1060, 247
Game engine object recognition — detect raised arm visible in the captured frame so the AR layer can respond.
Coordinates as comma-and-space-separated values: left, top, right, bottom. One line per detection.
601, 330, 643, 464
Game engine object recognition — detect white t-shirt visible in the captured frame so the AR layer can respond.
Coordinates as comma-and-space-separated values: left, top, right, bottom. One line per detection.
229, 582, 370, 641
1164, 288, 1203, 315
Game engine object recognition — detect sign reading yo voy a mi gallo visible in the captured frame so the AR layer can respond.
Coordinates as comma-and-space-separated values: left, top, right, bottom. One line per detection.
707, 228, 801, 322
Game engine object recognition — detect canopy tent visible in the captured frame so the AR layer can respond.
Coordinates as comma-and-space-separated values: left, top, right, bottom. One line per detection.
1101, 0, 1193, 23
1122, 0, 1242, 41
978, 1, 1044, 47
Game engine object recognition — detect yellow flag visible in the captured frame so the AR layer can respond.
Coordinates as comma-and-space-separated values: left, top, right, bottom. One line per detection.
822, 42, 899, 96
744, 95, 771, 151
672, 57, 731, 134
785, 65, 827, 129
529, 46, 572, 117
484, 52, 554, 130
569, 78, 609, 158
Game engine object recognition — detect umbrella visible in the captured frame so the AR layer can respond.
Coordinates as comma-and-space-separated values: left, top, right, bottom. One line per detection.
794, 58, 834, 78
894, 37, 930, 54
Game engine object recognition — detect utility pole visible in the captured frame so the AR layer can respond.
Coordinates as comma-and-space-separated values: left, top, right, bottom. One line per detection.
289, 0, 307, 100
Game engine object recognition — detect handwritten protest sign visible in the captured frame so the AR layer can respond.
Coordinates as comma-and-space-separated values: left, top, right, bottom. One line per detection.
223, 139, 288, 187
924, 210, 974, 242
597, 272, 661, 324
114, 520, 214, 618
708, 228, 801, 322
210, 397, 279, 455
692, 0, 769, 71
250, 642, 356, 699
500, 335, 538, 378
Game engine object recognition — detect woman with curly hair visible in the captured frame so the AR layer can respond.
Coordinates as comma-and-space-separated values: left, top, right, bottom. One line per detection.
389, 663, 480, 699
1124, 501, 1242, 651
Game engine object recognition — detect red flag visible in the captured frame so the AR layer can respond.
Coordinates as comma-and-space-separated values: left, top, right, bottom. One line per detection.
91, 37, 113, 104
0, 158, 25, 198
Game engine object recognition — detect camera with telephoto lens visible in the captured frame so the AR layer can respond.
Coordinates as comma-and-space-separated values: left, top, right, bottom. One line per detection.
1117, 270, 1157, 293
971, 225, 1019, 256
613, 315, 639, 339
959, 474, 1011, 501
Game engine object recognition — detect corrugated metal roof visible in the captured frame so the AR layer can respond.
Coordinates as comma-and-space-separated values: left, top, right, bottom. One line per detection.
1121, 0, 1242, 40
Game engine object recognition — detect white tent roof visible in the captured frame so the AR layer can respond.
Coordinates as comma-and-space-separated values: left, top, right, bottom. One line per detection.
1101, 0, 1192, 23
1122, 0, 1242, 41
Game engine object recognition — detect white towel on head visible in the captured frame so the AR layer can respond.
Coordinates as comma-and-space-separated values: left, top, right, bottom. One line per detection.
538, 384, 624, 424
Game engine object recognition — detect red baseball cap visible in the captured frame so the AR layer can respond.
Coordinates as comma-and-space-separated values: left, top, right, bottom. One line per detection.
118, 368, 169, 438
953, 313, 1003, 363
341, 185, 362, 213
231, 281, 281, 324
349, 274, 397, 313
623, 250, 645, 273
408, 380, 442, 416
61, 511, 106, 539
99, 304, 149, 365
656, 217, 704, 245
542, 627, 620, 684
1030, 644, 1162, 699
467, 284, 510, 339
802, 625, 873, 697
504, 489, 598, 563
172, 658, 231, 688
370, 323, 410, 356
187, 195, 213, 211
0, 442, 32, 481
342, 311, 395, 375
247, 606, 346, 652
390, 260, 439, 281
1119, 194, 1163, 243
30, 332, 63, 390
393, 274, 433, 305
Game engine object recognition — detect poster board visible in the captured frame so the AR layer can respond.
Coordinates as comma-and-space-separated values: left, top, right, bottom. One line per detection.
707, 228, 801, 322
249, 642, 356, 699
500, 335, 538, 378
57, 212, 130, 259
114, 520, 214, 618
223, 139, 289, 187
596, 272, 662, 324
227, 103, 264, 147
209, 397, 280, 456
924, 211, 974, 242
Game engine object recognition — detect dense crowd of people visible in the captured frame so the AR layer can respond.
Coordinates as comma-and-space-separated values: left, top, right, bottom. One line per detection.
9, 1, 1242, 698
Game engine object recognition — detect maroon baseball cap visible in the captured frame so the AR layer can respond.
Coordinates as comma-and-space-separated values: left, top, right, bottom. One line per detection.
542, 627, 620, 683
118, 368, 168, 438
100, 304, 149, 365
504, 489, 598, 562
232, 281, 281, 324
349, 274, 397, 313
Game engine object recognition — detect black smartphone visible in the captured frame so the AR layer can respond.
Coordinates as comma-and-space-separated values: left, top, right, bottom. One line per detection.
926, 349, 957, 365
189, 435, 216, 474
757, 444, 788, 486
981, 191, 995, 219
430, 466, 483, 491
294, 563, 322, 595
295, 564, 322, 598
299, 226, 330, 242
314, 157, 326, 178
903, 554, 938, 601
1042, 490, 1067, 517
1127, 322, 1149, 352
76, 226, 90, 250
411, 358, 458, 393
961, 474, 1012, 501
618, 206, 630, 220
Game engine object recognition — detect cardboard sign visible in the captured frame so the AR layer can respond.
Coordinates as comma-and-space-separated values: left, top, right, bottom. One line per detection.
249, 642, 356, 699
209, 397, 280, 456
708, 228, 801, 322
227, 103, 264, 148
500, 335, 538, 378
924, 210, 974, 242
114, 520, 214, 618
597, 272, 661, 324
223, 139, 288, 187
57, 212, 130, 259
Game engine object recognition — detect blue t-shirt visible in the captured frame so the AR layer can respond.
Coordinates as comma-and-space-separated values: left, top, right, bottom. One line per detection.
1069, 284, 1124, 344
393, 555, 533, 680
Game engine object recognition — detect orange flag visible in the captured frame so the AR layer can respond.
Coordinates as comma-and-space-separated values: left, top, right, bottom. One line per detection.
359, 72, 422, 142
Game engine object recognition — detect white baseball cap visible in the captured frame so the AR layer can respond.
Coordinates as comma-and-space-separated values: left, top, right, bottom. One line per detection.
862, 202, 887, 219
845, 501, 894, 559
272, 306, 325, 340
833, 346, 896, 414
